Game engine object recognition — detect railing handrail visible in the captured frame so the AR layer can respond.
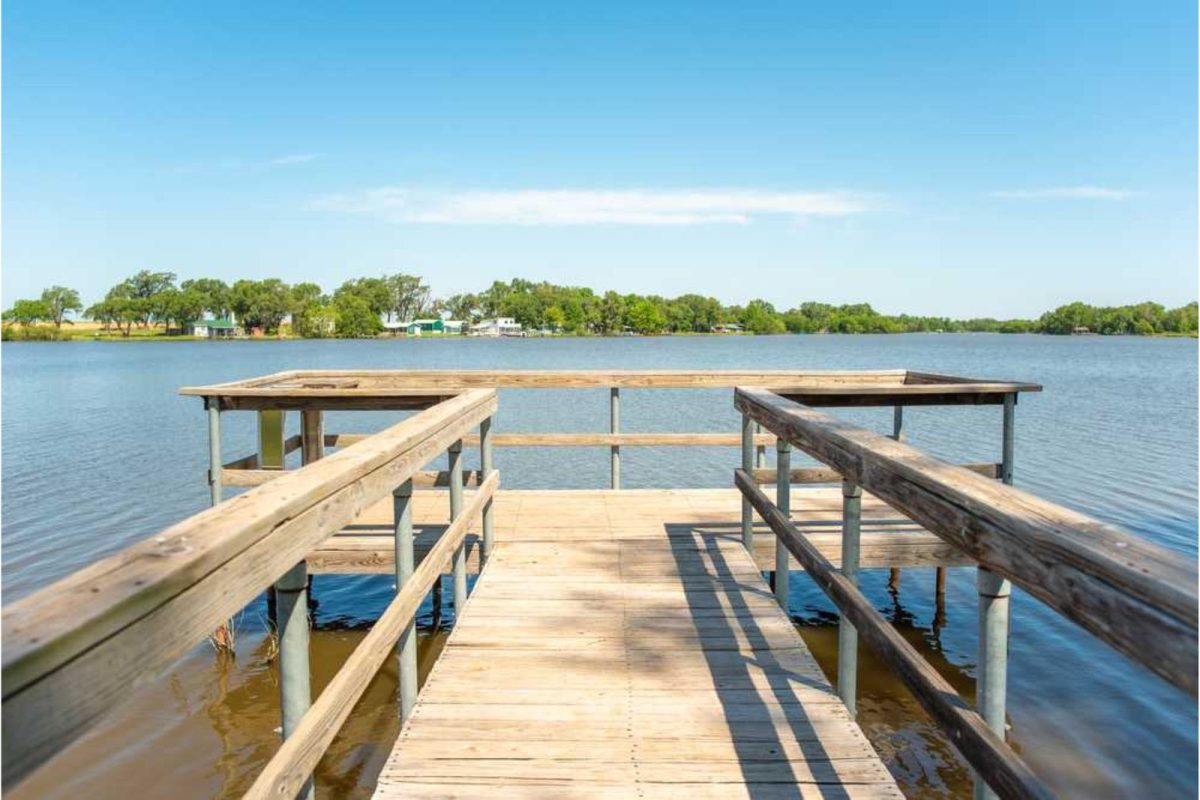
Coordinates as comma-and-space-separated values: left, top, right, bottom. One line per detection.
734, 386, 1198, 694
0, 388, 498, 785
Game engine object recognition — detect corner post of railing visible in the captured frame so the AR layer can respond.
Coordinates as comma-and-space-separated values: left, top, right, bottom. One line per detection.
276, 560, 314, 800
740, 413, 755, 550
393, 478, 418, 723
974, 392, 1016, 800
610, 387, 621, 490
480, 416, 495, 566
838, 479, 862, 717
449, 439, 467, 617
773, 437, 791, 610
300, 409, 324, 464
205, 397, 222, 505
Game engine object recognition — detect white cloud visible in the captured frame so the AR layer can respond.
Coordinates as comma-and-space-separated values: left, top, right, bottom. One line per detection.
271, 153, 321, 165
310, 187, 874, 225
989, 186, 1134, 200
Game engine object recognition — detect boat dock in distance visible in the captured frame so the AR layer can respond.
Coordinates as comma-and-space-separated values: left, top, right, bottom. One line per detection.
3, 370, 1195, 799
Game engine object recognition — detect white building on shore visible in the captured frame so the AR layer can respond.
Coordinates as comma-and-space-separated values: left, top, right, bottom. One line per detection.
470, 317, 524, 337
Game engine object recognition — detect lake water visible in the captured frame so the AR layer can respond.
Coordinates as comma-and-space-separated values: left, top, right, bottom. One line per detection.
3, 334, 1196, 798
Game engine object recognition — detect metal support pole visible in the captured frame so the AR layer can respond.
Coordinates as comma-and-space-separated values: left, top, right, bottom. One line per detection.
974, 567, 1012, 800
755, 423, 766, 469
276, 560, 314, 800
1001, 393, 1015, 486
891, 405, 906, 592
480, 416, 495, 566
838, 481, 862, 717
610, 387, 620, 490
394, 479, 417, 723
974, 393, 1016, 800
206, 400, 223, 506
449, 440, 467, 618
774, 438, 791, 610
741, 414, 755, 549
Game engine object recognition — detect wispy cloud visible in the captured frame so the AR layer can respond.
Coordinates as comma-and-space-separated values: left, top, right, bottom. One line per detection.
271, 153, 321, 166
988, 186, 1135, 200
310, 187, 874, 225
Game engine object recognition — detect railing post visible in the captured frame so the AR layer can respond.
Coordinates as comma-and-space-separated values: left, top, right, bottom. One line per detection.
206, 399, 222, 505
891, 404, 906, 593
838, 480, 862, 717
449, 440, 467, 618
258, 409, 287, 470
741, 414, 755, 550
394, 479, 417, 723
754, 422, 766, 468
276, 560, 314, 800
300, 409, 323, 465
610, 387, 620, 490
974, 567, 1012, 800
480, 416, 495, 566
974, 392, 1016, 800
774, 438, 791, 610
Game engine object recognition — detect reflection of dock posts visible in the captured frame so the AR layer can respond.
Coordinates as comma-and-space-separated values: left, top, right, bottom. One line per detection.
449, 440, 467, 617
774, 438, 791, 610
974, 393, 1016, 800
394, 479, 417, 723
838, 480, 862, 717
741, 414, 755, 549
610, 388, 620, 490
276, 560, 314, 800
480, 416, 495, 566
891, 405, 906, 594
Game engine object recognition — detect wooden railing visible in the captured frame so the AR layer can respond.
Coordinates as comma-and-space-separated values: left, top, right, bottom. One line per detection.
733, 386, 1198, 800
0, 388, 499, 790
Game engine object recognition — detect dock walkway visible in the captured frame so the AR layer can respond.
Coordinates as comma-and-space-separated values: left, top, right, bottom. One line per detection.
374, 490, 903, 799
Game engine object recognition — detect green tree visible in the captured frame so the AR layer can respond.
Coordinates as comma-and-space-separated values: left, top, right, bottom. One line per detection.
335, 278, 391, 319
3, 299, 52, 327
741, 300, 786, 335
180, 278, 232, 318
625, 298, 666, 334
384, 273, 431, 322
334, 294, 383, 337
39, 286, 83, 328
231, 279, 293, 333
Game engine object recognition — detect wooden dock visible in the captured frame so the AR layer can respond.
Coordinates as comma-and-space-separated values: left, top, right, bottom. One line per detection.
374, 489, 904, 799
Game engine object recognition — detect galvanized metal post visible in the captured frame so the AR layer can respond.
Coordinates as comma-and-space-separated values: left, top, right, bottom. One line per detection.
449, 440, 467, 617
974, 392, 1016, 800
206, 399, 222, 506
774, 438, 791, 610
1001, 393, 1015, 486
480, 416, 495, 566
394, 479, 417, 723
610, 387, 620, 490
838, 480, 862, 717
974, 567, 1012, 800
276, 560, 314, 800
741, 414, 755, 550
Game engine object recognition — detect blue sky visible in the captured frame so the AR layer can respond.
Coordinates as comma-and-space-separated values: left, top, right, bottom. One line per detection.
4, 1, 1196, 316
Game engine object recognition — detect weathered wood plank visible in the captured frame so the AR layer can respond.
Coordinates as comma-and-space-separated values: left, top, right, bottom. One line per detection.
736, 386, 1199, 695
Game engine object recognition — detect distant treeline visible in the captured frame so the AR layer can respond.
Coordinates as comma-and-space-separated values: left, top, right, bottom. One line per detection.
2, 272, 1197, 339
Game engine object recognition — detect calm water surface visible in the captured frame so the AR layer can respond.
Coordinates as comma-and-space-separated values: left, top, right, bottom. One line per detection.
3, 335, 1196, 798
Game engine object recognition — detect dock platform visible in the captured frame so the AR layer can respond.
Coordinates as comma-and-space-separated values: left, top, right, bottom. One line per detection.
373, 489, 904, 799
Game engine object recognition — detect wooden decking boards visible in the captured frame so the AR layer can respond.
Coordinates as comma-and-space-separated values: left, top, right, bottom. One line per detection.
372, 490, 904, 799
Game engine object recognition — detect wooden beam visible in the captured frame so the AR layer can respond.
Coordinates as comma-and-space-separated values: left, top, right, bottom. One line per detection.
0, 389, 498, 785
243, 471, 499, 800
736, 470, 1053, 800
223, 467, 485, 489
735, 387, 1198, 695
750, 463, 1001, 485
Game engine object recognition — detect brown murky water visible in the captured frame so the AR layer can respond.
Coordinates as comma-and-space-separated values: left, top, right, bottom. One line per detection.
13, 601, 983, 800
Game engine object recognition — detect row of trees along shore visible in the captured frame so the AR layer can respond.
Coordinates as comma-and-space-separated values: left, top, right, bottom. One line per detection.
3, 271, 1197, 339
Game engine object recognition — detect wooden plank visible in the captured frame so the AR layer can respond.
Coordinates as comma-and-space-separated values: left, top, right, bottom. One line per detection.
0, 389, 498, 785
739, 469, 1056, 800
751, 462, 1001, 484
243, 473, 498, 800
736, 386, 1199, 695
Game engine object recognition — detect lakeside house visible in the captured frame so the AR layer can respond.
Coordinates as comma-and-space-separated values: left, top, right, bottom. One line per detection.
384, 318, 466, 336
470, 317, 524, 337
712, 323, 743, 334
186, 319, 239, 338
